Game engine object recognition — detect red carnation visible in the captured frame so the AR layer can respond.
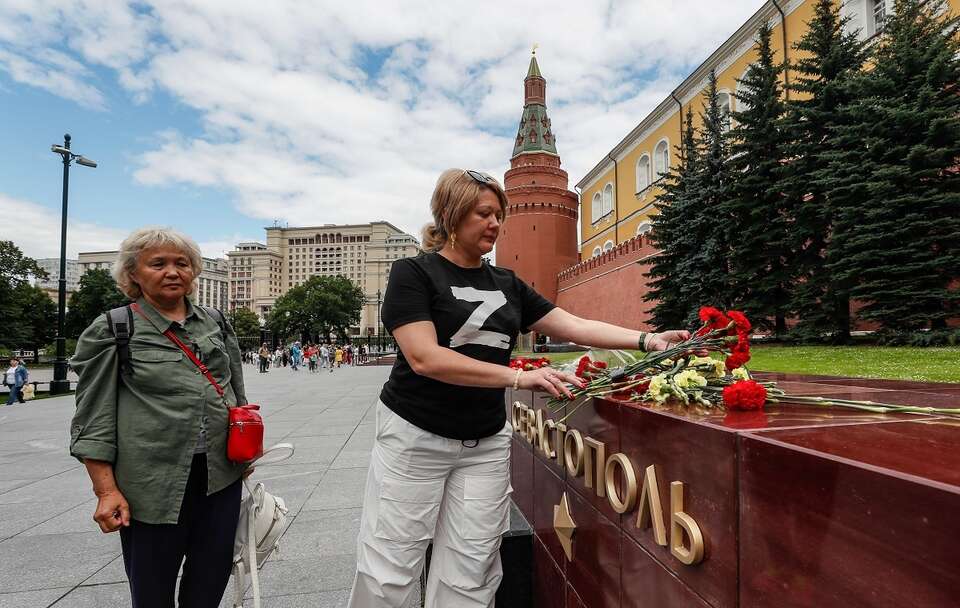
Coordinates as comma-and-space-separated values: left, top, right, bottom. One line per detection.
575, 356, 592, 379
722, 380, 767, 411
697, 306, 732, 336
725, 351, 750, 371
725, 310, 751, 335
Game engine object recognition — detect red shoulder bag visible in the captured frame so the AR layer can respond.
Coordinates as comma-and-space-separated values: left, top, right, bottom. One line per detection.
134, 304, 264, 463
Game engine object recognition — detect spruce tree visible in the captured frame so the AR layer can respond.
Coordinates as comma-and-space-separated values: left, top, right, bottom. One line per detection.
645, 107, 700, 330
782, 0, 868, 342
822, 0, 960, 331
726, 22, 791, 336
675, 70, 735, 326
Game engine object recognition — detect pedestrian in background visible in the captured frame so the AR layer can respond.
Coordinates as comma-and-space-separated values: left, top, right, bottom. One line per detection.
70, 227, 250, 608
291, 341, 302, 371
258, 343, 270, 373
335, 345, 343, 368
3, 357, 27, 405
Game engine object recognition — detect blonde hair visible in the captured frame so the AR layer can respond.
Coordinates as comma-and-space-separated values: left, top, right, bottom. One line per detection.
113, 227, 203, 299
421, 169, 509, 252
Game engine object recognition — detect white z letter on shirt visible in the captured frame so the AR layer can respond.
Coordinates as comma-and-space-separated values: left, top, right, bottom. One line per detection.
448, 286, 511, 349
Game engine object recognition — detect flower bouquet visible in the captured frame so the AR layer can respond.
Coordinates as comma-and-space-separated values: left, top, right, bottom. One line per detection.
510, 356, 551, 371
547, 307, 960, 421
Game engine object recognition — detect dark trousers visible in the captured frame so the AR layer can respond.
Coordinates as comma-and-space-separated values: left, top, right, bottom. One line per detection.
259, 357, 268, 373
5, 385, 23, 405
120, 454, 242, 608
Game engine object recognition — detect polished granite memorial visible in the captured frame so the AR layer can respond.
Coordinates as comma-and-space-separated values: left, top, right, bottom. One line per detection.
506, 373, 960, 608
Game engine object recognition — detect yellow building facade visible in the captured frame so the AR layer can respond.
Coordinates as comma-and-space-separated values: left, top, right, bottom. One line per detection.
576, 0, 959, 260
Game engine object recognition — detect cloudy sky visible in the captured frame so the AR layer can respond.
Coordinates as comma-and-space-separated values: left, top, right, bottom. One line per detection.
0, 0, 762, 260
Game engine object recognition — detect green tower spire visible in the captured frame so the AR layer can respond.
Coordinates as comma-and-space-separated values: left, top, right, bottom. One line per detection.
512, 49, 558, 158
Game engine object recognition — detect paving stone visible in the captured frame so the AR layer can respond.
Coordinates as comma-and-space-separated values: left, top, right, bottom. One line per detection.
21, 499, 100, 536
302, 467, 368, 511
0, 531, 119, 593
274, 507, 362, 560
328, 449, 371, 470
226, 589, 351, 608
251, 554, 357, 594
84, 555, 127, 585
49, 582, 130, 607
0, 588, 71, 608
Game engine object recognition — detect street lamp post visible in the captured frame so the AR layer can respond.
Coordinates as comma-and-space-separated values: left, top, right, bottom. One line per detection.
50, 133, 97, 394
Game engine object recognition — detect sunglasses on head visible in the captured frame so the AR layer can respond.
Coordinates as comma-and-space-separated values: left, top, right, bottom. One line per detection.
464, 169, 497, 186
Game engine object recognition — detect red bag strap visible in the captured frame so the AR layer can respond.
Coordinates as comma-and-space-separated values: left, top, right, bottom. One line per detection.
131, 303, 224, 397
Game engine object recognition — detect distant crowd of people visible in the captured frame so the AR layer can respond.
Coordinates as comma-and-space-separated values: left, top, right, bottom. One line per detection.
244, 341, 369, 373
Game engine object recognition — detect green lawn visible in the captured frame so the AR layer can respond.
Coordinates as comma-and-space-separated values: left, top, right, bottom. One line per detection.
514, 345, 960, 383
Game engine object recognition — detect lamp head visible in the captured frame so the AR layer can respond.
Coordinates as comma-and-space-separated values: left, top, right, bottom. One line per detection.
51, 145, 70, 155
76, 156, 97, 168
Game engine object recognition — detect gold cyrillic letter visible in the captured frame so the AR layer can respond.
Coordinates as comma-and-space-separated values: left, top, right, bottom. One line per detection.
525, 408, 537, 444
554, 423, 566, 466
541, 417, 557, 459
583, 437, 606, 497
635, 464, 667, 546
604, 453, 637, 514
563, 429, 584, 477
670, 481, 705, 565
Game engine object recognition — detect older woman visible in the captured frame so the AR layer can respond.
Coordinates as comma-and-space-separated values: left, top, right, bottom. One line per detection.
70, 227, 249, 608
348, 169, 688, 608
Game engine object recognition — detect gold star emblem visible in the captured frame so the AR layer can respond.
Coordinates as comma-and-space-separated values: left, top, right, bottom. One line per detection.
553, 492, 576, 561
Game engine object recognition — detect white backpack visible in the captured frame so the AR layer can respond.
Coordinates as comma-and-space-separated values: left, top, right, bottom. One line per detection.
232, 443, 294, 608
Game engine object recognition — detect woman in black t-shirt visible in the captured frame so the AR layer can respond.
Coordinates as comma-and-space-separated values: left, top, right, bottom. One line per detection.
348, 169, 690, 608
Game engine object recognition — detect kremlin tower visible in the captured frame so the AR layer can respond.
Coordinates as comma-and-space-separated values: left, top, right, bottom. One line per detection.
496, 51, 579, 304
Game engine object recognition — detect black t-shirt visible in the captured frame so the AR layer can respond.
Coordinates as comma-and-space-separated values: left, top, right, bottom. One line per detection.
379, 252, 555, 440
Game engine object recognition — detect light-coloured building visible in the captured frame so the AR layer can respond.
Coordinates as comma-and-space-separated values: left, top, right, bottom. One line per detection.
196, 257, 229, 311
77, 250, 230, 311
77, 251, 116, 275
229, 221, 421, 336
34, 258, 80, 300
226, 242, 283, 319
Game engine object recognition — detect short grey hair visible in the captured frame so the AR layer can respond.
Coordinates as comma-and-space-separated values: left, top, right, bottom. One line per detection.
113, 227, 203, 299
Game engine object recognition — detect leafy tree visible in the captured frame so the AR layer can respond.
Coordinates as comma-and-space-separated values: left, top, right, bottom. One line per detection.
227, 307, 262, 338
726, 22, 792, 336
12, 283, 57, 351
782, 0, 868, 342
675, 70, 736, 326
65, 268, 129, 338
645, 107, 701, 330
822, 0, 960, 331
0, 241, 54, 351
268, 275, 364, 342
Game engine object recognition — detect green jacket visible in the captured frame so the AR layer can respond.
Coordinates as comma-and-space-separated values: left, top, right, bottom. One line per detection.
70, 297, 249, 524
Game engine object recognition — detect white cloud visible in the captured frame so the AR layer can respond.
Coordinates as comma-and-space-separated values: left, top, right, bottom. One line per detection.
2, 0, 763, 241
0, 193, 128, 258
0, 193, 254, 260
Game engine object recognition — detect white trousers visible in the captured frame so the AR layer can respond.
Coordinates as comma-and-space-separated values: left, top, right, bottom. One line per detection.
348, 401, 512, 608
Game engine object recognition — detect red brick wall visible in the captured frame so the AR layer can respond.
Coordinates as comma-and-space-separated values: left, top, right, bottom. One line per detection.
556, 234, 657, 330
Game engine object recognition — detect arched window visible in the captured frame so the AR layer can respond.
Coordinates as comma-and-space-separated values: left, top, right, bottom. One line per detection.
717, 92, 732, 132
636, 155, 651, 193
591, 192, 602, 223
591, 246, 602, 258
636, 222, 652, 236
602, 183, 614, 217
654, 139, 670, 178
602, 240, 615, 253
